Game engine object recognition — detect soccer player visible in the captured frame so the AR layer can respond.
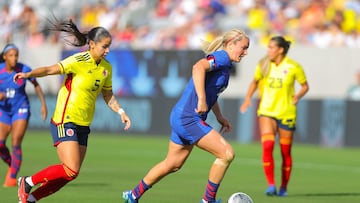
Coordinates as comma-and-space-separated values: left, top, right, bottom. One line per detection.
0, 44, 47, 187
240, 36, 309, 197
122, 29, 250, 203
14, 19, 131, 203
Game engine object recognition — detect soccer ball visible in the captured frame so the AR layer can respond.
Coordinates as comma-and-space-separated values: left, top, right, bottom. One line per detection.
227, 192, 254, 203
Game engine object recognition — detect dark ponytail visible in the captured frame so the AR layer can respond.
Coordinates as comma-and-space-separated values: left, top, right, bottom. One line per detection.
48, 18, 111, 47
270, 36, 291, 56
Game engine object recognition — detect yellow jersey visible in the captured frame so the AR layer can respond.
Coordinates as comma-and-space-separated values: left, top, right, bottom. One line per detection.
254, 56, 307, 119
52, 51, 112, 126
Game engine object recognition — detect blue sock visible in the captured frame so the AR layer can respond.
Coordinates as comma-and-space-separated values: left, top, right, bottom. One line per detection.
132, 179, 151, 199
203, 180, 219, 201
0, 140, 11, 166
11, 145, 22, 178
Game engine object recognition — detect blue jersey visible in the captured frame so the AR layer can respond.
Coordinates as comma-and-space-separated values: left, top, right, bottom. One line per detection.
169, 50, 233, 145
0, 62, 35, 112
172, 50, 232, 120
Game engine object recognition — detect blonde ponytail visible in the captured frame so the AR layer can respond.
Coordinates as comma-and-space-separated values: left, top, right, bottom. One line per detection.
201, 28, 248, 55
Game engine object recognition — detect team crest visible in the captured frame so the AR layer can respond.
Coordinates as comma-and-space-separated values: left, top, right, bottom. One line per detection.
102, 70, 108, 76
66, 129, 74, 137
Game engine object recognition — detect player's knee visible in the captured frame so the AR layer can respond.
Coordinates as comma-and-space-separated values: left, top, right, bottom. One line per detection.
215, 149, 235, 166
62, 164, 79, 181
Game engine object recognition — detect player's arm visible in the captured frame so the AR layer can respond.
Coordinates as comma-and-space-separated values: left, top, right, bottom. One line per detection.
212, 101, 232, 133
240, 79, 259, 113
293, 81, 309, 105
32, 80, 48, 121
192, 58, 210, 114
101, 89, 131, 130
14, 64, 61, 81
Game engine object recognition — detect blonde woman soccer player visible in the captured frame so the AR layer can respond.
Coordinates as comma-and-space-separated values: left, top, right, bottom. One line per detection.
123, 29, 250, 203
14, 19, 131, 203
240, 36, 309, 197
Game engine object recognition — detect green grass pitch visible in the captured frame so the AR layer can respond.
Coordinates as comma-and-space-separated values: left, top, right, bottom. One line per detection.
1, 130, 359, 203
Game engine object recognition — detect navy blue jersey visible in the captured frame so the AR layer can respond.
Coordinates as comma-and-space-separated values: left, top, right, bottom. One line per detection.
171, 50, 232, 121
0, 62, 35, 112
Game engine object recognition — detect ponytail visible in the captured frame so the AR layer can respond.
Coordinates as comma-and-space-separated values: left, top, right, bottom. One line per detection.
48, 17, 111, 47
201, 28, 248, 55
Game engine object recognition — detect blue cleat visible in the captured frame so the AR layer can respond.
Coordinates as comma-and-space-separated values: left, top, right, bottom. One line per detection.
200, 198, 222, 203
265, 185, 277, 196
278, 187, 287, 197
122, 190, 138, 203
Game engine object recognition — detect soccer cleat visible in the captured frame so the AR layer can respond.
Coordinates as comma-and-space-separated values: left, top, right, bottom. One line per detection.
265, 185, 277, 196
18, 177, 32, 203
122, 190, 138, 203
200, 199, 222, 203
278, 187, 287, 197
3, 168, 17, 187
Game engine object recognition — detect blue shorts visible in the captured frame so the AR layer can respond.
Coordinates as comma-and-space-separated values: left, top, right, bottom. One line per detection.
0, 107, 30, 125
260, 115, 296, 131
169, 111, 212, 145
50, 121, 90, 147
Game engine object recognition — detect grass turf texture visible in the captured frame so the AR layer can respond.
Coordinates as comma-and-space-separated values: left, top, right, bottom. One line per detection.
1, 130, 359, 203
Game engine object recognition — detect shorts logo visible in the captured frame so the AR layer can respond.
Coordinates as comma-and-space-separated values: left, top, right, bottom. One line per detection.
66, 129, 74, 137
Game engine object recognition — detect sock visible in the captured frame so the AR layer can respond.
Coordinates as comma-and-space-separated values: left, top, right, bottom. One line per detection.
203, 180, 220, 201
132, 179, 151, 199
31, 178, 69, 201
27, 194, 36, 202
31, 164, 78, 185
10, 145, 22, 178
26, 177, 34, 186
0, 140, 11, 166
262, 133, 275, 186
280, 141, 292, 189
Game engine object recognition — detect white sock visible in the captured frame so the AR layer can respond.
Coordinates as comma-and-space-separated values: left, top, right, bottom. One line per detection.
25, 177, 34, 186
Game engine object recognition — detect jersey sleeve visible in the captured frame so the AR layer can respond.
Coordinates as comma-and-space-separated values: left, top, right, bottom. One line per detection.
102, 66, 113, 91
295, 64, 307, 84
58, 55, 77, 74
254, 64, 263, 81
206, 51, 231, 71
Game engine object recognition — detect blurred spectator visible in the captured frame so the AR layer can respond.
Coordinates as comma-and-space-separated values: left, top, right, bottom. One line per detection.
1, 0, 360, 49
0, 5, 12, 43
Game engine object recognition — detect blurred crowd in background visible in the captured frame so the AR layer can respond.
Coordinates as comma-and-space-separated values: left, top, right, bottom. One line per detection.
1, 0, 360, 50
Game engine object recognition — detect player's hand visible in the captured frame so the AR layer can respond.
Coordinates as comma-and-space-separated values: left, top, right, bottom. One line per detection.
121, 113, 131, 130
13, 72, 28, 82
240, 99, 251, 113
195, 100, 208, 115
218, 116, 232, 134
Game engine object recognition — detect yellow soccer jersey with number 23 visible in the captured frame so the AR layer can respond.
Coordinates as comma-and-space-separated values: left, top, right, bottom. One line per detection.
52, 51, 112, 126
254, 56, 307, 120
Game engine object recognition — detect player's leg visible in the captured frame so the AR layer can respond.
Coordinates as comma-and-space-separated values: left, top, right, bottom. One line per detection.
278, 128, 294, 197
124, 141, 193, 202
4, 119, 28, 187
0, 122, 11, 166
18, 123, 87, 202
28, 143, 87, 202
0, 120, 12, 187
0, 110, 12, 168
258, 116, 277, 195
196, 129, 235, 202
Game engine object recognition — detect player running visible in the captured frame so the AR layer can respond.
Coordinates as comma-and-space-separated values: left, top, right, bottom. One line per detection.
123, 28, 250, 203
14, 19, 131, 203
0, 44, 47, 187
